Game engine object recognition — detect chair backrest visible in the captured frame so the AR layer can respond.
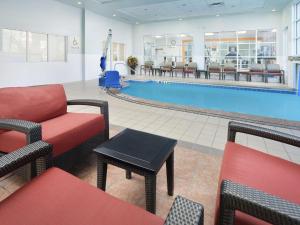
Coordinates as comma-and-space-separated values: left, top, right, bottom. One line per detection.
161, 61, 172, 67
266, 64, 281, 72
0, 84, 67, 124
209, 62, 221, 72
175, 62, 185, 69
223, 63, 236, 72
187, 62, 197, 69
250, 64, 265, 72
144, 61, 154, 67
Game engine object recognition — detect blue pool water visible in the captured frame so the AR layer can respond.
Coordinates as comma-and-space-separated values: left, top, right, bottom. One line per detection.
121, 80, 300, 122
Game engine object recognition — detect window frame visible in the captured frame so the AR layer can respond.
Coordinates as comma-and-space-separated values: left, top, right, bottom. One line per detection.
0, 27, 67, 63
294, 1, 300, 55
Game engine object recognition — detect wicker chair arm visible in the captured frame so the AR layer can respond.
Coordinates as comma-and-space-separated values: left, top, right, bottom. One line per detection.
228, 121, 300, 148
220, 180, 300, 225
164, 196, 204, 225
0, 119, 42, 144
67, 99, 109, 140
0, 141, 52, 178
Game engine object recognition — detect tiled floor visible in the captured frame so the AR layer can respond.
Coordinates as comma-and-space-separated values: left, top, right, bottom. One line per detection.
65, 78, 300, 164
0, 78, 299, 225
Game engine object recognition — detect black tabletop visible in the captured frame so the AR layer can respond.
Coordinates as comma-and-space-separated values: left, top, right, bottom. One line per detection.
94, 129, 177, 172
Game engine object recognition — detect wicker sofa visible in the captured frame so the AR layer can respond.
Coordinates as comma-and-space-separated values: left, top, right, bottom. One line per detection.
0, 84, 109, 178
215, 122, 300, 225
0, 140, 204, 225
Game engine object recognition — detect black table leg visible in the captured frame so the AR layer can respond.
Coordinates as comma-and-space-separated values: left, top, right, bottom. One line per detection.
126, 170, 132, 179
97, 156, 107, 191
145, 174, 156, 214
166, 151, 174, 196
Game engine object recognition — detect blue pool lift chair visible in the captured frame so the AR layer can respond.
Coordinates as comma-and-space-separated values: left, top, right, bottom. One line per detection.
99, 70, 122, 89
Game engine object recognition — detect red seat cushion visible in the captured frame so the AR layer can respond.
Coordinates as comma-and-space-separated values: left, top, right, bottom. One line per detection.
215, 142, 300, 225
0, 113, 105, 157
0, 168, 164, 225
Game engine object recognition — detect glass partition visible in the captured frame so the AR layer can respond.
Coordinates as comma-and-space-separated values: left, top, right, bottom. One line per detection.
257, 29, 276, 65
143, 34, 193, 66
205, 29, 277, 70
237, 30, 256, 69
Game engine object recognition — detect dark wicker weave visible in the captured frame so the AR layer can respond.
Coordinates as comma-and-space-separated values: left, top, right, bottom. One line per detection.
0, 119, 42, 144
0, 99, 109, 177
220, 180, 300, 225
219, 121, 300, 225
0, 119, 44, 178
228, 121, 300, 147
0, 140, 52, 178
164, 196, 204, 225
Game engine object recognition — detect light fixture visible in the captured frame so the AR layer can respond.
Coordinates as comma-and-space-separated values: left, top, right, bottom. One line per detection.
237, 31, 247, 34
205, 33, 214, 36
178, 18, 183, 21
272, 9, 277, 12
178, 34, 187, 37
113, 14, 116, 17
272, 29, 277, 32
136, 22, 139, 25
216, 14, 220, 17
77, 1, 82, 5
155, 35, 163, 38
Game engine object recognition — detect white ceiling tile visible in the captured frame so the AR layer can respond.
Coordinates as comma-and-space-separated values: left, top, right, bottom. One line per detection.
56, 0, 292, 24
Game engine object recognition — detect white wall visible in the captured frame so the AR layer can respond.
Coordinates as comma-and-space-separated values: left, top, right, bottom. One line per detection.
133, 12, 283, 70
84, 10, 133, 80
281, 1, 295, 87
0, 0, 83, 87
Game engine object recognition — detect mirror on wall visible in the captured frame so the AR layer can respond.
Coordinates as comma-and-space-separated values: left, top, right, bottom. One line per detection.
143, 34, 193, 66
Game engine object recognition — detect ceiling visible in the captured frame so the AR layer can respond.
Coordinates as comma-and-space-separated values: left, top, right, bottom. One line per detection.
56, 0, 292, 24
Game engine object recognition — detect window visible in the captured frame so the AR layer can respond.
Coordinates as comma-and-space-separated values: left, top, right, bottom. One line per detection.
143, 34, 193, 66
27, 32, 47, 62
0, 28, 67, 63
0, 29, 26, 62
204, 29, 277, 69
112, 42, 125, 61
257, 30, 276, 65
48, 35, 66, 62
295, 1, 300, 55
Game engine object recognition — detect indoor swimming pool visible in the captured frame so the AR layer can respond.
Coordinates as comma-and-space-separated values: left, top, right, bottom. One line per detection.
121, 80, 300, 122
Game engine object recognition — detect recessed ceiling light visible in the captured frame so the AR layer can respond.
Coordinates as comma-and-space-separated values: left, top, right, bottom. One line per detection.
113, 14, 116, 17
272, 29, 277, 32
77, 1, 82, 5
179, 34, 187, 37
178, 18, 183, 21
237, 31, 247, 34
216, 14, 220, 17
272, 9, 277, 12
136, 22, 139, 25
154, 35, 163, 38
205, 33, 214, 36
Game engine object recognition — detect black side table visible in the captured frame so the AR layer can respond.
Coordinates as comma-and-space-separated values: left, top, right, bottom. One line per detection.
94, 129, 177, 214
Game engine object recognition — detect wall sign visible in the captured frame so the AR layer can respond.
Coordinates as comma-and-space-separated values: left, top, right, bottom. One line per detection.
69, 36, 80, 49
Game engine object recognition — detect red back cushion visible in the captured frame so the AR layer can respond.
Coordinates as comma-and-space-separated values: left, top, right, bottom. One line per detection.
0, 84, 67, 127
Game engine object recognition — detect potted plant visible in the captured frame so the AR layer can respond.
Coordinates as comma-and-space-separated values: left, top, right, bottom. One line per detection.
127, 56, 138, 75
